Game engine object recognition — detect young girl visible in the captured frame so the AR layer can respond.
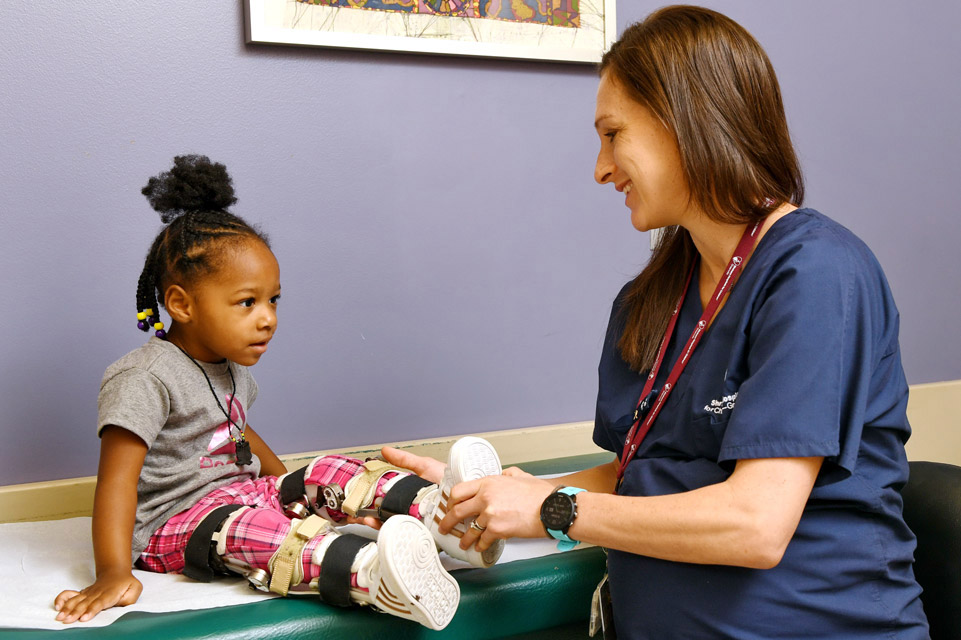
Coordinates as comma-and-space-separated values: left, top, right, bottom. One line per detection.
53, 155, 503, 631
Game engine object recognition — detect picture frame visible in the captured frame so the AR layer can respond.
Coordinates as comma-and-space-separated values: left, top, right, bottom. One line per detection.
244, 0, 617, 64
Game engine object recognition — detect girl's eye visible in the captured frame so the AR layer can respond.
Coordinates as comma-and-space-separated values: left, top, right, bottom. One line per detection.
270, 295, 281, 305
240, 299, 255, 308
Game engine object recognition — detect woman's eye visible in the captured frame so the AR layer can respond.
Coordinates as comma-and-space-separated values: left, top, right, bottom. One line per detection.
605, 131, 617, 142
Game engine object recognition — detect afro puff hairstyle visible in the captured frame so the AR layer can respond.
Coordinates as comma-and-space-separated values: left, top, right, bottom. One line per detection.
134, 154, 269, 337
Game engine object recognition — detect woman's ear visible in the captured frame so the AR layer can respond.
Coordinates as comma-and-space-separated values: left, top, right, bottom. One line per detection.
164, 285, 192, 324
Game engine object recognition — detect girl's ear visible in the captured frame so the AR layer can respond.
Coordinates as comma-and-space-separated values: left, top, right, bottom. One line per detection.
164, 285, 192, 324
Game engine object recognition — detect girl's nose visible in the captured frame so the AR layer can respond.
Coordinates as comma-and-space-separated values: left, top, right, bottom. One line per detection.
259, 307, 276, 330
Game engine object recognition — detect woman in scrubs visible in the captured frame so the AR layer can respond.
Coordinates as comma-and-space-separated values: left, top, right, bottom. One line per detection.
386, 5, 929, 637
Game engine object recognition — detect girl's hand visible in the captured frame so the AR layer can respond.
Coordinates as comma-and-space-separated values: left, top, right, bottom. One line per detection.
380, 446, 445, 485
441, 473, 557, 553
53, 569, 143, 623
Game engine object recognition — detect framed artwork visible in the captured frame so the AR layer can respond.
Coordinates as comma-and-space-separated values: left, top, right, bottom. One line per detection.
244, 0, 617, 64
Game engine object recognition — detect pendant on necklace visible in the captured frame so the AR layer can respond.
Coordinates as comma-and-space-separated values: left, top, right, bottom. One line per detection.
235, 439, 253, 466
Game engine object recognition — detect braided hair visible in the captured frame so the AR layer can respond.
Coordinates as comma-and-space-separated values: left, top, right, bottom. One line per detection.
135, 154, 269, 337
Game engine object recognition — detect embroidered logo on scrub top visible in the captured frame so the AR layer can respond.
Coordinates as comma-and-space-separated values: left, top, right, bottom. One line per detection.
704, 392, 738, 416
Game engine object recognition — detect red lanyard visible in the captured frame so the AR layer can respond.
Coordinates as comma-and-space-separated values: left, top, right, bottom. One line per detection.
615, 221, 763, 481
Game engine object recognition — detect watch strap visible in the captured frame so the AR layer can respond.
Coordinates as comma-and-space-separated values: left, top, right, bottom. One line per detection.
545, 487, 586, 551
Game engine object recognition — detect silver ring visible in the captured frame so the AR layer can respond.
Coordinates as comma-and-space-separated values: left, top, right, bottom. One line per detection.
469, 518, 487, 533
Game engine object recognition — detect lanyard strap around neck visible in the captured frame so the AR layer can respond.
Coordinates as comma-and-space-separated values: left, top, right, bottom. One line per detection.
616, 221, 763, 481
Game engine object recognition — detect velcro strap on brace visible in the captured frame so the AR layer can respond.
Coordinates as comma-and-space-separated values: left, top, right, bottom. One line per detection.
268, 515, 331, 596
379, 474, 433, 519
317, 534, 372, 608
341, 459, 405, 517
279, 465, 308, 506
183, 504, 246, 582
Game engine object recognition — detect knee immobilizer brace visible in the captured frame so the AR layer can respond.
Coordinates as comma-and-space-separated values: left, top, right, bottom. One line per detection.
223, 511, 460, 631
183, 507, 376, 608
278, 459, 433, 522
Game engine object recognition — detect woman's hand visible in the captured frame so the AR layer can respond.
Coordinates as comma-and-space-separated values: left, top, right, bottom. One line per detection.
380, 446, 446, 484
54, 569, 143, 624
441, 473, 557, 553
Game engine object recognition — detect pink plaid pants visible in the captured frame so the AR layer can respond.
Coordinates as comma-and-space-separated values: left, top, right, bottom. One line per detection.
138, 455, 421, 585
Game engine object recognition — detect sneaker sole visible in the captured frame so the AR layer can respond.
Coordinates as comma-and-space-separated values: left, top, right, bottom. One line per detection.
376, 515, 460, 631
445, 437, 505, 567
448, 436, 502, 482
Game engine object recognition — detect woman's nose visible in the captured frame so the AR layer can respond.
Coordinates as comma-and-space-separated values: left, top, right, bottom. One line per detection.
594, 148, 614, 185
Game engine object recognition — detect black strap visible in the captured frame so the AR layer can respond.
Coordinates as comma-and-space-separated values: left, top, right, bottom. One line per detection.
317, 534, 372, 608
279, 466, 308, 506
183, 504, 244, 582
379, 474, 433, 520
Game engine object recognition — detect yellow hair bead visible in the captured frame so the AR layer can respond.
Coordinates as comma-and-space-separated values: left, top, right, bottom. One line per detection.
137, 312, 147, 321
154, 322, 165, 331
144, 308, 154, 316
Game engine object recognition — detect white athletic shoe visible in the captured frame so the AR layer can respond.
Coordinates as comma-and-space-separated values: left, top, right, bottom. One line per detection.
356, 515, 460, 630
419, 436, 505, 568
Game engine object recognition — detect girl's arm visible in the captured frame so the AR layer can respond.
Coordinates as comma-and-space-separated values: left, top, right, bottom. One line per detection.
54, 426, 147, 623
244, 424, 287, 477
443, 455, 822, 569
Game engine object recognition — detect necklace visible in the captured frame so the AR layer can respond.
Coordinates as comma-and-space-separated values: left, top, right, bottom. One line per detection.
615, 220, 763, 483
170, 342, 253, 466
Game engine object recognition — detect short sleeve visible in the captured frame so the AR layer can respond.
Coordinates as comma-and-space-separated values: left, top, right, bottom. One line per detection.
97, 368, 170, 446
719, 239, 869, 483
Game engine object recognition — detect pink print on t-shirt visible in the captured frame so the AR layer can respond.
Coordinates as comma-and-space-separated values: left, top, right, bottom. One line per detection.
200, 394, 245, 468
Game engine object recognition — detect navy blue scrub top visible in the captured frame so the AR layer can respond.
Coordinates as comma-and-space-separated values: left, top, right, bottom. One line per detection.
594, 210, 928, 638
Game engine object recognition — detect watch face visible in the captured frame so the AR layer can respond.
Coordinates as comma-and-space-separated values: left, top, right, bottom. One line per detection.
540, 491, 576, 531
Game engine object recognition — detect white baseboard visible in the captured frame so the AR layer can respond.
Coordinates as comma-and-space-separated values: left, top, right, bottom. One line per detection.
3, 378, 958, 524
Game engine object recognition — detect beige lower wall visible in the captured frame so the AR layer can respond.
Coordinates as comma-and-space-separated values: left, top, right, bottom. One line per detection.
904, 379, 961, 466
3, 379, 958, 524
0, 422, 603, 524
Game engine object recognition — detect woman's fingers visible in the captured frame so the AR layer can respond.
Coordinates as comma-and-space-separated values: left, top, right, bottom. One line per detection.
442, 474, 557, 541
440, 478, 482, 532
381, 446, 445, 484
502, 466, 533, 478
344, 514, 383, 529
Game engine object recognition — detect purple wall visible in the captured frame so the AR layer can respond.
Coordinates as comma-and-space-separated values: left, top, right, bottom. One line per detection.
1, 2, 958, 485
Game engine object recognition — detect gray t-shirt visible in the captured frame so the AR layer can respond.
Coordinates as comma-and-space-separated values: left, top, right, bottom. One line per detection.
98, 337, 261, 561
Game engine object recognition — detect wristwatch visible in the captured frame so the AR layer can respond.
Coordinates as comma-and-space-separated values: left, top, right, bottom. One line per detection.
540, 486, 586, 551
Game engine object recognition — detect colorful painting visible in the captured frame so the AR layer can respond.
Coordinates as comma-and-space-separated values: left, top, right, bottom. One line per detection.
245, 0, 614, 63
297, 0, 582, 29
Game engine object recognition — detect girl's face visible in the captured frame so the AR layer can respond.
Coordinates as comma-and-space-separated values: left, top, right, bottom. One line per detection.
179, 239, 281, 365
593, 72, 696, 232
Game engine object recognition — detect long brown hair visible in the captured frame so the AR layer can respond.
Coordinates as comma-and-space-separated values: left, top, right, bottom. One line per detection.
601, 5, 804, 371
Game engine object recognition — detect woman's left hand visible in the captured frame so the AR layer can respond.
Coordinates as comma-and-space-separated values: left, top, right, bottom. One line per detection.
381, 446, 446, 484
441, 473, 557, 552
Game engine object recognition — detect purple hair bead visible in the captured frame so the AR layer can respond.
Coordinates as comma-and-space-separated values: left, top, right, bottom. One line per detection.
138, 321, 147, 330
155, 329, 167, 338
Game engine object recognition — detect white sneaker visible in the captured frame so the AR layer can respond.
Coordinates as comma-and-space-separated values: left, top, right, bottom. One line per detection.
420, 436, 505, 568
356, 515, 460, 630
